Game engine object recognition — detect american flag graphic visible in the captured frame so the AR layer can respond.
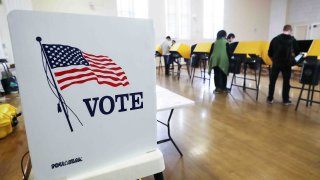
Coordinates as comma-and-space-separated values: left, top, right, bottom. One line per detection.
42, 44, 129, 90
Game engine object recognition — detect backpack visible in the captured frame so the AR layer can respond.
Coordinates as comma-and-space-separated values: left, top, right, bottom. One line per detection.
0, 59, 19, 94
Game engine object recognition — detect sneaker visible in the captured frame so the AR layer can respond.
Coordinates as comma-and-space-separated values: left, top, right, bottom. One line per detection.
283, 100, 292, 106
223, 88, 230, 93
214, 89, 222, 94
267, 98, 273, 104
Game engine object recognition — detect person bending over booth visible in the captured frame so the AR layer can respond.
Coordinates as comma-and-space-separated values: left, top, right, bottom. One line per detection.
267, 24, 299, 105
170, 40, 176, 70
161, 36, 172, 75
208, 30, 232, 94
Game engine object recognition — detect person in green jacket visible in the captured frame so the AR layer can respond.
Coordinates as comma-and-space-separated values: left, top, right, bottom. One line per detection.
208, 30, 231, 93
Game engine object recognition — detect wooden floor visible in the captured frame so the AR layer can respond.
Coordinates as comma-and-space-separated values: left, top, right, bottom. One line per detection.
147, 68, 320, 180
0, 94, 28, 180
1, 67, 320, 180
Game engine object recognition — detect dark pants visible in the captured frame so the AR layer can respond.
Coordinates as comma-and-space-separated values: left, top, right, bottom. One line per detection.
164, 55, 171, 75
267, 65, 291, 101
214, 67, 227, 90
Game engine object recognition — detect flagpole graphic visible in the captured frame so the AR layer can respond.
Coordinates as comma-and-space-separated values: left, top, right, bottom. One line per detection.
36, 37, 77, 132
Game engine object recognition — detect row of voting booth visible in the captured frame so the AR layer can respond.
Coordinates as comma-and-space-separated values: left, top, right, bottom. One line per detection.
155, 39, 320, 102
155, 39, 320, 66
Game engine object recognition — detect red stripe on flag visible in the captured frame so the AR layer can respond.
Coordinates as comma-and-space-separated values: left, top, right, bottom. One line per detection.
87, 60, 117, 67
89, 63, 117, 69
54, 67, 125, 77
60, 77, 129, 90
83, 55, 112, 62
107, 67, 123, 71
82, 52, 110, 59
57, 72, 128, 84
87, 59, 113, 66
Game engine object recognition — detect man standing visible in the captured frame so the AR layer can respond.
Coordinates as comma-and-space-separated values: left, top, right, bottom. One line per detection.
161, 36, 172, 75
267, 25, 299, 105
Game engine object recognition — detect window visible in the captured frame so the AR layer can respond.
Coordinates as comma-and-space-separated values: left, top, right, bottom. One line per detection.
165, 0, 191, 39
203, 0, 224, 39
117, 0, 148, 18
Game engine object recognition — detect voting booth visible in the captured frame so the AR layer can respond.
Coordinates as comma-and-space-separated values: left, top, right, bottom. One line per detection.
231, 41, 266, 100
169, 43, 191, 78
8, 10, 164, 179
190, 42, 213, 84
295, 58, 320, 110
295, 40, 320, 110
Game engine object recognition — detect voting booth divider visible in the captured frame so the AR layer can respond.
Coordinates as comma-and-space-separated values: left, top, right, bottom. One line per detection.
193, 42, 213, 54
234, 41, 262, 57
170, 43, 191, 59
307, 39, 320, 59
155, 44, 163, 71
233, 41, 271, 65
155, 44, 162, 56
8, 10, 164, 179
260, 42, 272, 65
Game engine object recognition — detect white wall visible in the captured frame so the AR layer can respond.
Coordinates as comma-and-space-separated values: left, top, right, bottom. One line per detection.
32, 0, 117, 16
151, 0, 206, 46
155, 0, 272, 44
4, 0, 32, 13
224, 0, 271, 41
287, 0, 320, 25
1, 0, 275, 63
30, 0, 208, 45
268, 0, 287, 40
286, 0, 320, 39
0, 0, 32, 64
149, 0, 166, 45
0, 4, 9, 59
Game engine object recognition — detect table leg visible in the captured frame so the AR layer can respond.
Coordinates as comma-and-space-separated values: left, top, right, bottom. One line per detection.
154, 172, 164, 180
157, 109, 183, 156
243, 63, 247, 91
186, 60, 191, 79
